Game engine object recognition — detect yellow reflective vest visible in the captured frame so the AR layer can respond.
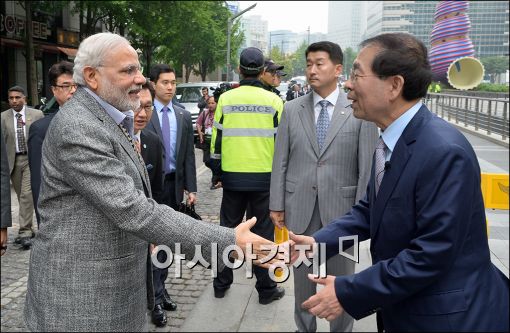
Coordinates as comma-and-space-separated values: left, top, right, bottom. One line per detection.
211, 82, 283, 190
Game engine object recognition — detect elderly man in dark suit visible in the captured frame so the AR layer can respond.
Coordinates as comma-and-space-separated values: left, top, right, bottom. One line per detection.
134, 82, 164, 204
28, 61, 76, 226
1, 86, 44, 249
133, 81, 172, 326
24, 32, 275, 332
289, 33, 509, 332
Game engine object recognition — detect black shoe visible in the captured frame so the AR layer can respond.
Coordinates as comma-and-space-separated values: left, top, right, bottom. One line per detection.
259, 287, 285, 305
19, 237, 32, 250
15, 234, 35, 244
210, 184, 216, 190
214, 287, 229, 298
151, 304, 167, 327
162, 292, 177, 311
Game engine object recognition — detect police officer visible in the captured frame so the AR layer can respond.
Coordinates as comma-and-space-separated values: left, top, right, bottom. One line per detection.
210, 47, 285, 304
260, 59, 284, 97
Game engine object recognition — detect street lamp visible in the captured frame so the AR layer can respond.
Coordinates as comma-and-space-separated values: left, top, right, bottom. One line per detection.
226, 3, 257, 81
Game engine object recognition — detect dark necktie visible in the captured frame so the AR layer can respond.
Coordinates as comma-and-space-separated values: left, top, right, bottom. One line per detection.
161, 106, 172, 173
15, 113, 27, 153
316, 100, 330, 152
374, 137, 387, 195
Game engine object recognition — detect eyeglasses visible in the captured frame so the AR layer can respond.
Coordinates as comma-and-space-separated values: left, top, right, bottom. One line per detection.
349, 70, 382, 83
54, 84, 78, 91
136, 104, 153, 113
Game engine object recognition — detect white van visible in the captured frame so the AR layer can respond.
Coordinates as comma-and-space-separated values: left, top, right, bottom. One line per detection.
175, 81, 222, 134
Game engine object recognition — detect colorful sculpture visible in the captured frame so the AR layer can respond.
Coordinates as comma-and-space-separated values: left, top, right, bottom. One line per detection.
429, 1, 484, 90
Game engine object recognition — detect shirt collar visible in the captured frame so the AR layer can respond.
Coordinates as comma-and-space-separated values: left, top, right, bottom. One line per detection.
12, 105, 26, 117
83, 87, 133, 125
154, 99, 174, 113
381, 101, 422, 154
312, 86, 340, 107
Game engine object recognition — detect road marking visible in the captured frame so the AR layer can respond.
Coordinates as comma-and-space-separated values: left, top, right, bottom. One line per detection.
478, 158, 508, 173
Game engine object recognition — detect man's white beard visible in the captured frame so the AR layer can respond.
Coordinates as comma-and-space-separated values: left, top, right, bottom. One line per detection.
98, 77, 140, 111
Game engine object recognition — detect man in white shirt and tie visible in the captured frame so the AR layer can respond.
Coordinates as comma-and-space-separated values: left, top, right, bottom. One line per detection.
1, 86, 44, 249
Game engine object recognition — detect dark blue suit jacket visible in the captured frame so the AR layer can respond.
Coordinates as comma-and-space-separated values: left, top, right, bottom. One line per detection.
28, 112, 57, 225
140, 129, 164, 203
314, 105, 509, 332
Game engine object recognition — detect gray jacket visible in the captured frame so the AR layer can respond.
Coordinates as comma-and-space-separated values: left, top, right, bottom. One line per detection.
24, 87, 235, 331
270, 91, 378, 234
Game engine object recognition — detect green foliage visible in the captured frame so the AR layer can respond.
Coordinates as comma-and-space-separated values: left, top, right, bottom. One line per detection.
342, 48, 357, 78
65, 1, 242, 82
481, 56, 509, 83
474, 83, 509, 92
289, 41, 308, 77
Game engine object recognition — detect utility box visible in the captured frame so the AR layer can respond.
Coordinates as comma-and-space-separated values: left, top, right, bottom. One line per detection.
481, 173, 509, 210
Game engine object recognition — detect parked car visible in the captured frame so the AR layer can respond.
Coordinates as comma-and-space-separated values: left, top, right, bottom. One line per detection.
276, 82, 289, 102
175, 82, 222, 135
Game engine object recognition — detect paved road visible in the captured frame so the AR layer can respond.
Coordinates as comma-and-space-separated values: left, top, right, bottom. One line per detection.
1, 129, 508, 332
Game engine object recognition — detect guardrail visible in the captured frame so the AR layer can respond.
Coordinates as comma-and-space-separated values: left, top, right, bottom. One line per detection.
425, 93, 509, 140
441, 90, 509, 100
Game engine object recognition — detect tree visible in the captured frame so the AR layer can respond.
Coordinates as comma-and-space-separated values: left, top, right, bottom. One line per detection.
289, 41, 308, 77
191, 1, 242, 81
21, 0, 37, 105
481, 56, 509, 83
17, 0, 66, 105
126, 1, 174, 75
342, 47, 357, 79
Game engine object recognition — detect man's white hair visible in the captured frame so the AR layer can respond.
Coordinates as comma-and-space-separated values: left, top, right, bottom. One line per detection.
73, 32, 131, 86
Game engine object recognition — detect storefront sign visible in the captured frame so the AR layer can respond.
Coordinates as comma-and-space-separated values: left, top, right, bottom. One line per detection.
0, 14, 50, 40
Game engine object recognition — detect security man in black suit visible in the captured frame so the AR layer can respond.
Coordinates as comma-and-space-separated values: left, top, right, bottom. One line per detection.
28, 61, 76, 226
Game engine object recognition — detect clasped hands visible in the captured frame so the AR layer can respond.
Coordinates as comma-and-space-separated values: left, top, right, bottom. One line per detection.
268, 211, 345, 321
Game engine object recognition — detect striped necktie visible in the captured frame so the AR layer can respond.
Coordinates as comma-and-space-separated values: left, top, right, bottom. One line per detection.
374, 137, 387, 195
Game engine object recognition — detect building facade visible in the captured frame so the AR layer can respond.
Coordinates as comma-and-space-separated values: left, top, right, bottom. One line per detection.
1, 1, 84, 108
364, 1, 509, 58
328, 1, 368, 51
240, 15, 268, 54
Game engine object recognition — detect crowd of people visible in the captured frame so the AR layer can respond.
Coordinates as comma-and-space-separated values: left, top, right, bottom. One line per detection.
0, 31, 508, 332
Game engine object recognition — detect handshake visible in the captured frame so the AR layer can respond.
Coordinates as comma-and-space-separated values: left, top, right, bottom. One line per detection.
233, 216, 316, 272
233, 213, 345, 322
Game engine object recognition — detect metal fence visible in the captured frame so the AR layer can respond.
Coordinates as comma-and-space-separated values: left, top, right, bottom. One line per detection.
425, 93, 509, 140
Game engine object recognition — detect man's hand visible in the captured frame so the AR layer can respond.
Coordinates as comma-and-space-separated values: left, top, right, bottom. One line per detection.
187, 192, 197, 205
302, 274, 344, 321
270, 210, 285, 229
1, 228, 8, 256
288, 231, 316, 264
235, 217, 282, 269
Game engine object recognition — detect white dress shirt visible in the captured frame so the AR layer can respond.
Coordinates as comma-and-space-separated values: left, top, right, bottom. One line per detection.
12, 106, 26, 153
312, 86, 340, 123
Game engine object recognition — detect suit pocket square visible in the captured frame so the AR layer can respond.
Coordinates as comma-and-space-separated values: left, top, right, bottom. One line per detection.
146, 164, 153, 171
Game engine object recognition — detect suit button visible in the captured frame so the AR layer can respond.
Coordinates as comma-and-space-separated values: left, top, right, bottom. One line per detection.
312, 186, 317, 191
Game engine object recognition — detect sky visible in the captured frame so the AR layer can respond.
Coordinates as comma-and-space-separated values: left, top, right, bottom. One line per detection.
238, 1, 329, 34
